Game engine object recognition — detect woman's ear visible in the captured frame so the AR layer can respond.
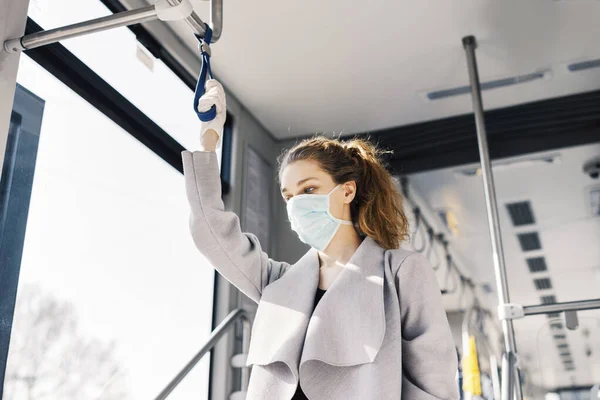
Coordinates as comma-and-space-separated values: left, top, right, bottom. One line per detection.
343, 181, 357, 204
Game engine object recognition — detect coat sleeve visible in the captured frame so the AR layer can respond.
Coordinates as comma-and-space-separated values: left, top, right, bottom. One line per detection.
182, 150, 290, 304
396, 252, 459, 400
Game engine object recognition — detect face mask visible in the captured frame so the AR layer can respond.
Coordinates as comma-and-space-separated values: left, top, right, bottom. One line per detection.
286, 185, 353, 251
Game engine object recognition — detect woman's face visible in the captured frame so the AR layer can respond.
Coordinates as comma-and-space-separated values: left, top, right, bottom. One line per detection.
280, 160, 355, 218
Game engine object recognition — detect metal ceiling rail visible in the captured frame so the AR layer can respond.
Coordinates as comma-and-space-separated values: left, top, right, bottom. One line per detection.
523, 298, 600, 316
3, 0, 222, 53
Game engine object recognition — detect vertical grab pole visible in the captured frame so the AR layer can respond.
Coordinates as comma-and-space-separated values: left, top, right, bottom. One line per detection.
461, 35, 523, 400
241, 316, 251, 391
501, 352, 516, 400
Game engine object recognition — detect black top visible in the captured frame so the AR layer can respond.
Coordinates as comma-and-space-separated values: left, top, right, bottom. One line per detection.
314, 287, 327, 307
290, 287, 327, 400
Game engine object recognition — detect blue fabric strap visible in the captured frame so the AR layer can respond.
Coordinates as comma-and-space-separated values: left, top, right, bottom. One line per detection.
193, 26, 216, 122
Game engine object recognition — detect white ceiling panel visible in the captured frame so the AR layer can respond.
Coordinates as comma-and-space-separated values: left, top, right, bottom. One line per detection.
152, 0, 600, 138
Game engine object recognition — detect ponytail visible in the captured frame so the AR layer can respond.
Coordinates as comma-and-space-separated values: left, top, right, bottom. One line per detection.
278, 136, 409, 250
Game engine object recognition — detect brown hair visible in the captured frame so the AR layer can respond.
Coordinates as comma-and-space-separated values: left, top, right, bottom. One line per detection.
277, 135, 409, 250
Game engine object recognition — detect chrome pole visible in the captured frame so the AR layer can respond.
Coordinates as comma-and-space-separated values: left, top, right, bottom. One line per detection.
241, 317, 252, 391
210, 0, 223, 41
4, 6, 158, 53
523, 298, 600, 316
462, 35, 522, 400
153, 308, 248, 400
501, 352, 515, 400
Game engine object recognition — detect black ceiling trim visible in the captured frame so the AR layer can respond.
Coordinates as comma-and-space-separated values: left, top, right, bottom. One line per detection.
362, 90, 600, 174
24, 18, 186, 173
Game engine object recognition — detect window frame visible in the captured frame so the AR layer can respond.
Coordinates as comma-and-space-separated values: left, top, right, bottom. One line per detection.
0, 85, 45, 397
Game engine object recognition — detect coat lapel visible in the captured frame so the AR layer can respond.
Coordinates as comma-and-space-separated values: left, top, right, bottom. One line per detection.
300, 236, 387, 367
246, 236, 387, 377
245, 248, 319, 375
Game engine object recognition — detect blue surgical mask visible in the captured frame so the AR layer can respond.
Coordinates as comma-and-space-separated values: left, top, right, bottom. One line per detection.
286, 185, 353, 251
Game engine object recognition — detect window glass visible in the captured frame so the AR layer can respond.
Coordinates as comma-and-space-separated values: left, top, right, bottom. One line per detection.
4, 54, 215, 400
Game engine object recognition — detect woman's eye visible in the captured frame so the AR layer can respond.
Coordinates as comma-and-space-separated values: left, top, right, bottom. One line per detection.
303, 187, 315, 194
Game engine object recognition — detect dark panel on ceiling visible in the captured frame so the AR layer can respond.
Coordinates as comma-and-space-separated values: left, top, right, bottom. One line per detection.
506, 201, 536, 226
517, 232, 542, 252
526, 257, 548, 273
361, 90, 600, 174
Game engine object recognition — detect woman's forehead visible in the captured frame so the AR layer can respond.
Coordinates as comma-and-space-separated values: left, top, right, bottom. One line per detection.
280, 160, 330, 189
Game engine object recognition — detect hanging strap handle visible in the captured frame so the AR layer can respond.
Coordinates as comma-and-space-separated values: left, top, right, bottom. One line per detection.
193, 26, 217, 122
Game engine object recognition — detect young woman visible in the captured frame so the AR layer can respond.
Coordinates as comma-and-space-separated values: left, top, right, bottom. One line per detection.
182, 80, 459, 400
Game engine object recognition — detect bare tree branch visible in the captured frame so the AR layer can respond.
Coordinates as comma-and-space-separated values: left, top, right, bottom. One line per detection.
4, 285, 129, 400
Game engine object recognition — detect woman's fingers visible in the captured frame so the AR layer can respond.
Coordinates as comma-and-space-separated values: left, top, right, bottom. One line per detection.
197, 96, 219, 112
204, 79, 226, 111
198, 80, 226, 113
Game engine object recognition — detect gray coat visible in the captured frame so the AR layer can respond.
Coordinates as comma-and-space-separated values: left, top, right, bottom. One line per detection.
182, 150, 459, 400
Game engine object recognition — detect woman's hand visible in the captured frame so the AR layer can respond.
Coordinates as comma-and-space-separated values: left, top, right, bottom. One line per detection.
198, 79, 227, 151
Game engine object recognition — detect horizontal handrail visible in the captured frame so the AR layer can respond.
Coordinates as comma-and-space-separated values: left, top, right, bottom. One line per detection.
523, 298, 600, 316
4, 6, 158, 52
153, 308, 250, 400
3, 0, 222, 53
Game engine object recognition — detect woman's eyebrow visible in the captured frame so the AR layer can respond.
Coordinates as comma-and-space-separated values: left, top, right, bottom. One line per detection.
281, 177, 319, 194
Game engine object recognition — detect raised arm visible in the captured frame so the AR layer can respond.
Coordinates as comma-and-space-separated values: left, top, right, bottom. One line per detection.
396, 252, 459, 400
182, 80, 290, 304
